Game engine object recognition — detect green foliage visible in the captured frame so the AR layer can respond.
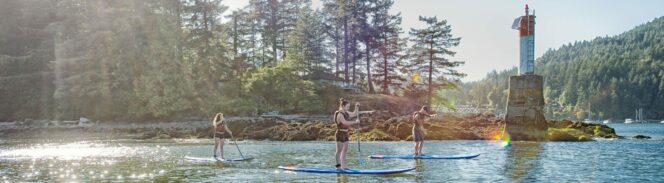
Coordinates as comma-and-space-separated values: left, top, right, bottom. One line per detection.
0, 0, 467, 121
285, 6, 329, 78
244, 62, 324, 113
0, 0, 57, 120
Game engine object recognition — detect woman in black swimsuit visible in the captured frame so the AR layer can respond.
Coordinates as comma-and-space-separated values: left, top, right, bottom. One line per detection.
334, 98, 373, 170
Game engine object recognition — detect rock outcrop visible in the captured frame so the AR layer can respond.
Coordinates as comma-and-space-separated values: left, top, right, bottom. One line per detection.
0, 113, 620, 142
633, 135, 651, 139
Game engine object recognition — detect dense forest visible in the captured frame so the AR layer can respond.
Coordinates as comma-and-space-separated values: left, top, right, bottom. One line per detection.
0, 0, 465, 121
451, 16, 664, 120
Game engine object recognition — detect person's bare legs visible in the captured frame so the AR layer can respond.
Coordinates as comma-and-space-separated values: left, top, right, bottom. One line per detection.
340, 142, 349, 169
214, 138, 220, 158
414, 141, 420, 155
219, 138, 225, 159
335, 141, 343, 169
414, 141, 424, 155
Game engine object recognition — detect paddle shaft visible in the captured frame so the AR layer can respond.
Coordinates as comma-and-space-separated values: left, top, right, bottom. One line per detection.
212, 121, 216, 157
356, 105, 362, 166
229, 132, 245, 159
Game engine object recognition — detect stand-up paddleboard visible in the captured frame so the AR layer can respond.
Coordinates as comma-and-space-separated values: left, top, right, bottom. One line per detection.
185, 156, 254, 162
369, 154, 480, 160
278, 166, 415, 174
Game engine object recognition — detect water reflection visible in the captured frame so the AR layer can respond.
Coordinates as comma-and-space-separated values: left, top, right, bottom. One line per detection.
414, 159, 423, 182
503, 141, 544, 182
336, 174, 348, 183
2, 138, 662, 182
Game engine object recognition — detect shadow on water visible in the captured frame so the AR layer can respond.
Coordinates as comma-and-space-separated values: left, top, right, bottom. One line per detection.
503, 141, 544, 182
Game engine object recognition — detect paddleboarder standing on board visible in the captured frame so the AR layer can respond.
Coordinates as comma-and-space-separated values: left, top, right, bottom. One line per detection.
334, 98, 373, 170
212, 113, 232, 160
412, 106, 437, 156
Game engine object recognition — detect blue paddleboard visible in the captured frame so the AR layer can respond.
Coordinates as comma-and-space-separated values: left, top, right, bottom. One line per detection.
369, 154, 480, 159
185, 156, 254, 162
278, 166, 415, 174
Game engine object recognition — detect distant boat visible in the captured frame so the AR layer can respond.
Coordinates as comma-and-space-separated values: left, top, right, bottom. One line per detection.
625, 118, 634, 124
583, 103, 601, 124
636, 108, 644, 123
603, 120, 610, 124
661, 120, 664, 124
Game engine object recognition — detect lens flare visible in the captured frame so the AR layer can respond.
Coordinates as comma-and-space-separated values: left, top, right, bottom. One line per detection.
411, 71, 421, 82
491, 127, 511, 148
499, 133, 511, 147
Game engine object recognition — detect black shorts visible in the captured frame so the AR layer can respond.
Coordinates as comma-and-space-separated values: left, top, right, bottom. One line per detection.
215, 132, 225, 139
413, 127, 425, 142
335, 130, 349, 142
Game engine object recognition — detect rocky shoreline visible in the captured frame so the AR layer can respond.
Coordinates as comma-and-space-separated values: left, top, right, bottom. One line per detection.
0, 112, 619, 142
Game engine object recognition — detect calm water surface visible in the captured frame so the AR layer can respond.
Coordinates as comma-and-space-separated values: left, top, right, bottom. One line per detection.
1, 124, 663, 182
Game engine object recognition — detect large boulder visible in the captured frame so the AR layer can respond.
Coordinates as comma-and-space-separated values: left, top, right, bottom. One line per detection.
546, 120, 619, 140
546, 128, 592, 141
390, 122, 413, 139
633, 135, 651, 139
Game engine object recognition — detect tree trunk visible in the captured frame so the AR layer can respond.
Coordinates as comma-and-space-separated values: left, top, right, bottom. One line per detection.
343, 17, 349, 83
269, 0, 278, 65
428, 42, 433, 108
335, 24, 340, 79
366, 40, 374, 93
382, 38, 389, 94
232, 13, 238, 57
351, 32, 357, 84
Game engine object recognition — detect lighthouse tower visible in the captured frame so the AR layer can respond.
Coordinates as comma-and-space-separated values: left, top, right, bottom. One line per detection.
512, 4, 536, 75
504, 4, 548, 141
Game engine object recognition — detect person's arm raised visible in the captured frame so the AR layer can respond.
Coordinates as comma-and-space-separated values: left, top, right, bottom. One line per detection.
349, 103, 360, 118
359, 110, 375, 114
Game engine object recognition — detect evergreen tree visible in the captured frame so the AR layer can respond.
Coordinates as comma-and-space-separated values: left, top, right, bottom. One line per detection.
370, 0, 405, 94
285, 7, 330, 78
408, 16, 463, 106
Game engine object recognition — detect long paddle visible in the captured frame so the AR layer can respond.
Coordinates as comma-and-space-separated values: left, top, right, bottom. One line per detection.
356, 105, 363, 166
229, 131, 245, 159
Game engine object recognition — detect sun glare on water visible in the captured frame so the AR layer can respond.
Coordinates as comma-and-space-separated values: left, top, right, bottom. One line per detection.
0, 142, 139, 160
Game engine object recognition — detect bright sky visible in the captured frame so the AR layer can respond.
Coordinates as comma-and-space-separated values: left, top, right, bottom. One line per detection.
222, 0, 664, 81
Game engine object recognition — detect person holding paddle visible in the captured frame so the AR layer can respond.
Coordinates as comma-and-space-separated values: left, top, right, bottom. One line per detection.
334, 98, 373, 170
212, 113, 232, 160
412, 106, 437, 156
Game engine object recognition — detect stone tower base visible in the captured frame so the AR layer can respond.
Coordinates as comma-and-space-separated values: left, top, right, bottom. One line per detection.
505, 74, 548, 141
